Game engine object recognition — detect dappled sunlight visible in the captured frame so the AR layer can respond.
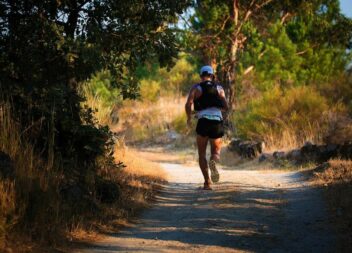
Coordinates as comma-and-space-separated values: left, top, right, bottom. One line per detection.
77, 158, 334, 252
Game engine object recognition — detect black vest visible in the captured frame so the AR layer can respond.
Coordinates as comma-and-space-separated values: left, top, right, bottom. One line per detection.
194, 81, 224, 111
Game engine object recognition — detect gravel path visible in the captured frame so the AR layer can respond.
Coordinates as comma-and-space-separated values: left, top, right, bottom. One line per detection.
76, 163, 335, 253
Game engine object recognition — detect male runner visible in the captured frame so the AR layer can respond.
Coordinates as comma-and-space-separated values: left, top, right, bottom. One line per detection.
185, 65, 228, 190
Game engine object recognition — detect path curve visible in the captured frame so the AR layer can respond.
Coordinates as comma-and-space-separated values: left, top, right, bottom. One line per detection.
77, 163, 335, 252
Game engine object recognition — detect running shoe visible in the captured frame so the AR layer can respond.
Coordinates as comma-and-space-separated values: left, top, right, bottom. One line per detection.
209, 159, 220, 183
203, 182, 213, 190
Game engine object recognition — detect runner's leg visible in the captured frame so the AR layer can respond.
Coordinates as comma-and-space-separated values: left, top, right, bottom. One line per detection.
197, 135, 211, 186
209, 138, 221, 183
210, 138, 222, 162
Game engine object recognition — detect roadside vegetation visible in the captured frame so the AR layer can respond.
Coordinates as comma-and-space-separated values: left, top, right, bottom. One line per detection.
312, 160, 352, 252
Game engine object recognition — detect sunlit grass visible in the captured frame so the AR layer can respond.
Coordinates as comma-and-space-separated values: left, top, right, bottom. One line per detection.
114, 96, 186, 143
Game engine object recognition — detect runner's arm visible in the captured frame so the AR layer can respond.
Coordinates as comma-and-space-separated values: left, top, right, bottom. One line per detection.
219, 88, 229, 112
185, 87, 197, 126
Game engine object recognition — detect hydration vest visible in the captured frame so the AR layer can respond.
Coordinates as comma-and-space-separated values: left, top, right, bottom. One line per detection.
194, 81, 224, 111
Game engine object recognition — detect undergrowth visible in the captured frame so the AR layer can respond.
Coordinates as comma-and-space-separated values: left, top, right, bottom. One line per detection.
0, 102, 165, 252
0, 103, 64, 250
313, 159, 352, 253
233, 84, 350, 151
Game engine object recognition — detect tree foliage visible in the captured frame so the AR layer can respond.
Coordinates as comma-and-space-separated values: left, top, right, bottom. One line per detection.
0, 0, 191, 242
181, 0, 352, 142
185, 0, 352, 106
0, 0, 191, 164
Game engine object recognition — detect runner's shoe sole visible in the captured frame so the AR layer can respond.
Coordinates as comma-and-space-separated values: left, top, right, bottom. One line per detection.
209, 159, 220, 183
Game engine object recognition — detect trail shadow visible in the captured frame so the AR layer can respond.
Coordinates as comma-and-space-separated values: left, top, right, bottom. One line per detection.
76, 172, 334, 252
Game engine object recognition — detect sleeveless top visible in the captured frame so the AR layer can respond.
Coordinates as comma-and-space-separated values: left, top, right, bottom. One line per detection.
192, 82, 224, 121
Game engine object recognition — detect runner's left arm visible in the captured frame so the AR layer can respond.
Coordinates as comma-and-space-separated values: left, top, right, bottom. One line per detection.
218, 88, 229, 112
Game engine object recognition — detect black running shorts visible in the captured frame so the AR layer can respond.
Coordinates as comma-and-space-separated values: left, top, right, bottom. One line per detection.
196, 118, 224, 139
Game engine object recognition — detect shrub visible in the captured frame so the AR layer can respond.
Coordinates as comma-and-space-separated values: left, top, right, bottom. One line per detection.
172, 113, 188, 135
234, 85, 331, 148
140, 79, 161, 102
159, 56, 199, 95
318, 73, 352, 114
135, 54, 199, 98
0, 103, 62, 244
81, 70, 123, 125
0, 101, 120, 248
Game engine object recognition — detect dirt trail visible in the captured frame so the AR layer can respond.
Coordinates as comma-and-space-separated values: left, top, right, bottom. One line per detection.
76, 160, 335, 252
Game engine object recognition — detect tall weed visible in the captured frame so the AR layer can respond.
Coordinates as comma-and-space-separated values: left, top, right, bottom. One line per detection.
0, 103, 62, 245
115, 97, 186, 143
234, 85, 339, 149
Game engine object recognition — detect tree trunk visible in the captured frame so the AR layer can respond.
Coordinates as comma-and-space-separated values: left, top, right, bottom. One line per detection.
225, 0, 240, 109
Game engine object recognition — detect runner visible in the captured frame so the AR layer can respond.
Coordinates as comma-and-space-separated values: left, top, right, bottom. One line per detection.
185, 65, 229, 190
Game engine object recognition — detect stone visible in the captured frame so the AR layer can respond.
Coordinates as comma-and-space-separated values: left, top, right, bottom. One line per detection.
285, 149, 301, 161
166, 130, 181, 141
318, 144, 338, 162
258, 154, 268, 163
273, 151, 285, 159
228, 138, 242, 152
229, 138, 264, 159
300, 142, 320, 162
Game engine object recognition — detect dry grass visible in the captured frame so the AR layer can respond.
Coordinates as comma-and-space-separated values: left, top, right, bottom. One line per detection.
0, 180, 15, 249
114, 145, 168, 182
312, 159, 352, 252
0, 92, 178, 252
0, 103, 63, 252
262, 126, 321, 153
67, 143, 168, 245
313, 159, 352, 185
80, 85, 115, 126
113, 96, 186, 143
323, 114, 352, 145
1, 101, 168, 252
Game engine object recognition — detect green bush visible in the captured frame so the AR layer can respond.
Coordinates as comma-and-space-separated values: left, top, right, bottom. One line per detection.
81, 70, 123, 125
135, 54, 199, 99
140, 79, 161, 102
159, 56, 199, 95
83, 70, 123, 108
234, 85, 330, 143
172, 113, 188, 135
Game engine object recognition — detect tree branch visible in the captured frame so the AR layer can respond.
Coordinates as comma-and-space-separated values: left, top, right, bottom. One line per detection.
177, 13, 194, 30
280, 12, 292, 24
243, 65, 254, 75
255, 0, 275, 10
212, 15, 230, 38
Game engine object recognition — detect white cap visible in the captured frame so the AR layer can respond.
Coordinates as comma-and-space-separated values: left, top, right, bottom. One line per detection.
200, 65, 214, 76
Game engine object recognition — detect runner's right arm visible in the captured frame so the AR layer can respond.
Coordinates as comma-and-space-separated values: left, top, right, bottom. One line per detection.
185, 87, 198, 127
